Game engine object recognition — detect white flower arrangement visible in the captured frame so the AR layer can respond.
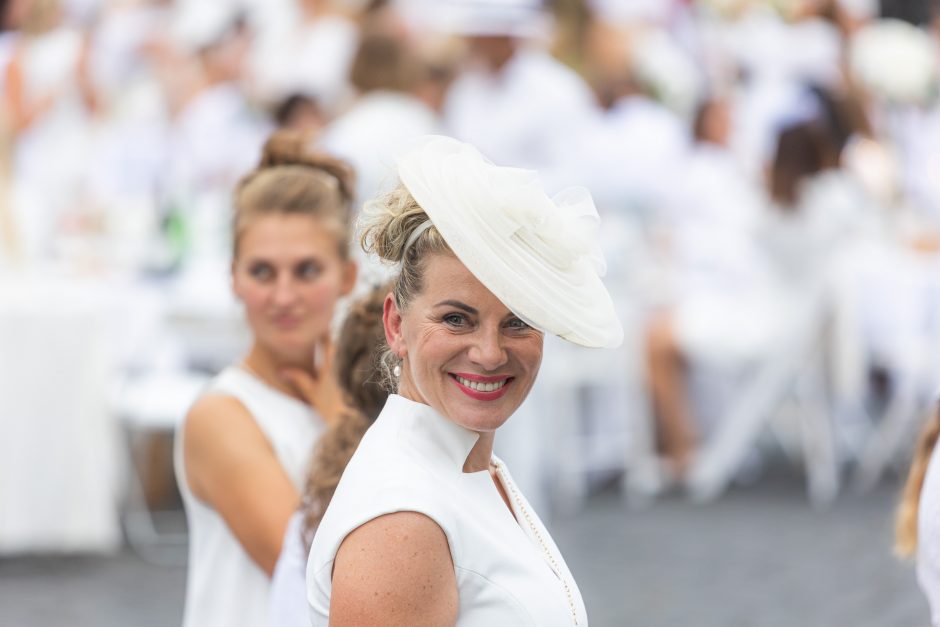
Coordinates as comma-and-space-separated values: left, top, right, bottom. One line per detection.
849, 19, 939, 106
631, 30, 702, 118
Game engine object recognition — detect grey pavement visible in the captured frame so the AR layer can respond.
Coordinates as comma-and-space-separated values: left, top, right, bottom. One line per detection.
0, 472, 928, 627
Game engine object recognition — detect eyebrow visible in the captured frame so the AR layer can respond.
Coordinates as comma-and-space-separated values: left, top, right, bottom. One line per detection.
433, 300, 478, 315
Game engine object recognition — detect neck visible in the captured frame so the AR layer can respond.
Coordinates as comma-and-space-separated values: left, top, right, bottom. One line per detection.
462, 431, 495, 473
241, 344, 311, 400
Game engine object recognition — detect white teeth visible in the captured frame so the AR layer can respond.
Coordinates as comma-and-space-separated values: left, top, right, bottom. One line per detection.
455, 376, 507, 392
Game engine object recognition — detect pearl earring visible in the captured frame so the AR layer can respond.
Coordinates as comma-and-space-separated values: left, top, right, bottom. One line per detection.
393, 364, 401, 378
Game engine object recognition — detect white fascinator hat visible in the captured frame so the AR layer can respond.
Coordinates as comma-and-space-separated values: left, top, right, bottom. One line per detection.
396, 136, 623, 349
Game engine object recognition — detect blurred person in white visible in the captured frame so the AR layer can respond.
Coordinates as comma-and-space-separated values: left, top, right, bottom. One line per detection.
0, 0, 25, 264
716, 0, 848, 179
175, 131, 357, 627
306, 135, 622, 625
645, 95, 767, 474
560, 17, 691, 224
318, 9, 442, 209
267, 282, 389, 627
249, 0, 360, 117
3, 0, 99, 263
897, 401, 940, 626
440, 0, 597, 178
317, 8, 446, 298
70, 0, 180, 271
646, 89, 876, 478
163, 3, 272, 264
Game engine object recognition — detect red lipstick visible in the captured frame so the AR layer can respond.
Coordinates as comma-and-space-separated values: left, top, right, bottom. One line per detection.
449, 373, 513, 401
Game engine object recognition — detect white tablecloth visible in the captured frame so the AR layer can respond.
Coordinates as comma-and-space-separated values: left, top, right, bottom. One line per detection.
0, 272, 124, 553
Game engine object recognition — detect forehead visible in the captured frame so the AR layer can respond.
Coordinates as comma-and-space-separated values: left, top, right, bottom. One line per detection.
237, 213, 339, 259
418, 253, 512, 315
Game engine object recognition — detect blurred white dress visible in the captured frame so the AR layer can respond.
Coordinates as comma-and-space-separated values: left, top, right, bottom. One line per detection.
175, 367, 324, 627
666, 143, 771, 366
307, 394, 588, 626
268, 511, 309, 627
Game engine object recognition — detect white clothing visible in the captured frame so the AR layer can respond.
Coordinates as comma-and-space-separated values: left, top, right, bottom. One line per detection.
317, 91, 440, 297
10, 27, 92, 263
268, 512, 309, 627
307, 394, 588, 626
176, 366, 324, 627
564, 95, 688, 219
164, 82, 271, 264
919, 439, 940, 626
444, 47, 596, 184
251, 14, 357, 113
318, 91, 440, 207
166, 82, 270, 197
665, 143, 772, 364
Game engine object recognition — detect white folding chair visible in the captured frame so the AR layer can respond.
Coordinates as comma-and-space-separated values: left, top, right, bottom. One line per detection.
684, 285, 840, 506
113, 369, 209, 565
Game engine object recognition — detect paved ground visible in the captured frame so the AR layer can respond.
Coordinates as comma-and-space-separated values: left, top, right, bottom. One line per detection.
0, 471, 928, 627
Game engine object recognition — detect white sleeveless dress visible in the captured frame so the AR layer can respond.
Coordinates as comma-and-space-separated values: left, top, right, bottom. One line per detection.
307, 394, 589, 626
175, 366, 324, 627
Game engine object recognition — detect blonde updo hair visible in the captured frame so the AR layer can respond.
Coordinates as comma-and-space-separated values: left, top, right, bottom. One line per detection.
358, 183, 451, 388
233, 130, 356, 259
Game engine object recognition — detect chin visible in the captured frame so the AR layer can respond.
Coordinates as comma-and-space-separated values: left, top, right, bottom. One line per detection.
448, 398, 519, 433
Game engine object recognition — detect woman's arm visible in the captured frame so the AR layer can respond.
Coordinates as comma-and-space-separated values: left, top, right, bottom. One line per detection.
330, 512, 458, 626
181, 394, 299, 576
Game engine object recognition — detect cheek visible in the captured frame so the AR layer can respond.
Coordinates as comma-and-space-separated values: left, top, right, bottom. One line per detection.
516, 337, 544, 374
300, 274, 346, 311
235, 281, 268, 314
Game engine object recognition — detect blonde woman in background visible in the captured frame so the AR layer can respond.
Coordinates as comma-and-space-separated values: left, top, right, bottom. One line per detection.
175, 131, 357, 627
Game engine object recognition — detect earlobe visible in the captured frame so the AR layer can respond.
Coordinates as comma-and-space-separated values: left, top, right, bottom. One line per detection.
383, 293, 405, 357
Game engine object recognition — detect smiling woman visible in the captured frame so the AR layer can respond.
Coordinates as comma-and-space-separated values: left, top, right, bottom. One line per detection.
174, 131, 357, 627
305, 136, 623, 626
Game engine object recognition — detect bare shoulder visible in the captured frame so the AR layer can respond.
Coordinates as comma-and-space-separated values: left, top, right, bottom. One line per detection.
182, 393, 269, 455
180, 393, 275, 498
330, 512, 458, 626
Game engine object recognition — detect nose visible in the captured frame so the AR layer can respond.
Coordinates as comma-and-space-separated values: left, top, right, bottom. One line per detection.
271, 275, 299, 307
468, 327, 508, 371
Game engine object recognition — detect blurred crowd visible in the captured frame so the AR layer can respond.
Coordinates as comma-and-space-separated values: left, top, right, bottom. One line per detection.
4, 0, 940, 491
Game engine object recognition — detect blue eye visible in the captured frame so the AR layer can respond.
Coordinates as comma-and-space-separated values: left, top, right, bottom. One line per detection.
506, 317, 531, 330
296, 260, 323, 280
249, 263, 274, 281
443, 313, 467, 327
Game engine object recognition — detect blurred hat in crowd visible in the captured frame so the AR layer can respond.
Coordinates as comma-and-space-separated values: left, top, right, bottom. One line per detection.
849, 18, 938, 106
426, 0, 552, 39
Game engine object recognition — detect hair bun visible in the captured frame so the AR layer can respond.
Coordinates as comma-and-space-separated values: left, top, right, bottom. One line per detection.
258, 130, 357, 207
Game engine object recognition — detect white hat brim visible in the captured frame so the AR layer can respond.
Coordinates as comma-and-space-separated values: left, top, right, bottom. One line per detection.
397, 136, 624, 349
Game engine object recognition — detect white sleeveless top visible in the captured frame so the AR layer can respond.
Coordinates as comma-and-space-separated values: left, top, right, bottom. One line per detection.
175, 366, 324, 627
307, 394, 588, 626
